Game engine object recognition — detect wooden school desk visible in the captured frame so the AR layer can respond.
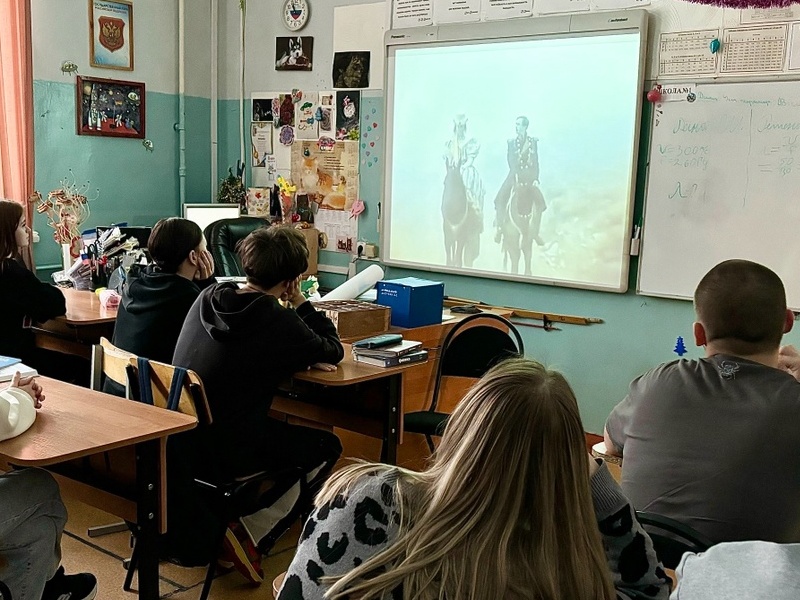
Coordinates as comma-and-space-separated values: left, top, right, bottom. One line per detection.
33, 288, 116, 359
0, 377, 196, 600
274, 343, 427, 465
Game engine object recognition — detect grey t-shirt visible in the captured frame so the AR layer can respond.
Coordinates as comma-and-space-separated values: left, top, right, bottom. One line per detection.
670, 541, 800, 599
606, 355, 800, 544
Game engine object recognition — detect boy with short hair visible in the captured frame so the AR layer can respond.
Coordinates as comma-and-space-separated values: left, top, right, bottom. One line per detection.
605, 259, 800, 544
173, 225, 343, 583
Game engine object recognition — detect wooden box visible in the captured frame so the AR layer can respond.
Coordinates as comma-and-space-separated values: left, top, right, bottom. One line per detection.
300, 227, 319, 276
313, 300, 390, 339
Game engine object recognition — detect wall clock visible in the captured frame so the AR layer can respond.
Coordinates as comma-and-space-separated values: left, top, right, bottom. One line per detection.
282, 0, 309, 32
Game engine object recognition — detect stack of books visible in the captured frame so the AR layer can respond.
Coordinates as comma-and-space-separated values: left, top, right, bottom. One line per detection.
352, 338, 428, 367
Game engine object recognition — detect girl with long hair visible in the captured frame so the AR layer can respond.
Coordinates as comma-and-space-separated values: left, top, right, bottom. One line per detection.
0, 200, 68, 370
278, 358, 670, 600
111, 217, 214, 369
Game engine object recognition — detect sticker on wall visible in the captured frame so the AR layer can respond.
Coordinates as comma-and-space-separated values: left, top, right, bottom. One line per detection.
674, 336, 688, 356
360, 104, 381, 169
279, 125, 295, 146
278, 94, 295, 126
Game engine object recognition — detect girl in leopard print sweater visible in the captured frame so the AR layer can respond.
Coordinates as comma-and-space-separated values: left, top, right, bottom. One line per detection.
278, 358, 670, 600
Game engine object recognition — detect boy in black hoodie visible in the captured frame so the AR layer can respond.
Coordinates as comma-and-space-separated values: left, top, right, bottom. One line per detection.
112, 217, 215, 366
173, 225, 343, 583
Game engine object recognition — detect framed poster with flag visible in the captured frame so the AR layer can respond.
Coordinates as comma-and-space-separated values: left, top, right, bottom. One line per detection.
89, 0, 134, 71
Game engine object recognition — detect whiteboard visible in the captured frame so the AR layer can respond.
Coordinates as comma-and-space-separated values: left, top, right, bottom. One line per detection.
639, 80, 800, 310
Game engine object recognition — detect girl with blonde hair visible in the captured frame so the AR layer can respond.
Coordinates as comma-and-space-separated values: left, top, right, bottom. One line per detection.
278, 358, 670, 600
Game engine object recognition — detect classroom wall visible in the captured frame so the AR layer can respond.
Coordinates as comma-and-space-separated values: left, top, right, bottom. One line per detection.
30, 0, 214, 272
28, 1, 800, 432
211, 0, 800, 433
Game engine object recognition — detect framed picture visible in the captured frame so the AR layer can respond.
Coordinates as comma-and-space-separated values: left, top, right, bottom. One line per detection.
89, 0, 134, 71
76, 76, 145, 139
275, 36, 313, 71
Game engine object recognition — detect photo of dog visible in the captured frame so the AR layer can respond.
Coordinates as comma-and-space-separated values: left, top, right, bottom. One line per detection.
275, 36, 313, 71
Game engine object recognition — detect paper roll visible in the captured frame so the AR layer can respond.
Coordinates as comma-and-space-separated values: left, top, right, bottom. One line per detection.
320, 264, 384, 301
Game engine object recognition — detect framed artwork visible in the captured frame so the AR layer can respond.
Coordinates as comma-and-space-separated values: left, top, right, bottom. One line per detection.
89, 0, 134, 71
275, 36, 313, 71
76, 76, 145, 139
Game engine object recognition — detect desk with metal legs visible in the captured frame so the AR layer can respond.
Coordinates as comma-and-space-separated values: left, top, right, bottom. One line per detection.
0, 378, 196, 600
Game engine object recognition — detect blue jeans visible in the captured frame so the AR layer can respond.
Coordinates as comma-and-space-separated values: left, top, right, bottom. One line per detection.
0, 469, 66, 600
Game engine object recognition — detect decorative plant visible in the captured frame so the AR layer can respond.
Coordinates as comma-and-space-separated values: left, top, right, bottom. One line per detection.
30, 170, 98, 258
217, 167, 246, 211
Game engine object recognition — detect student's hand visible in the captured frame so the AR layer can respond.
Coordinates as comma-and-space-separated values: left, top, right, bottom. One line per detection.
195, 250, 215, 281
6, 372, 45, 409
779, 345, 800, 382
309, 362, 337, 372
286, 277, 306, 307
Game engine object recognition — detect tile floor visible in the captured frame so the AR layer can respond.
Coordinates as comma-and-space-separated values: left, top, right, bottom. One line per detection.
59, 491, 298, 599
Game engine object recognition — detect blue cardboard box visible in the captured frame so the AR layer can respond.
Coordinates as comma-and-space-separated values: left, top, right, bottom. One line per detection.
376, 277, 444, 328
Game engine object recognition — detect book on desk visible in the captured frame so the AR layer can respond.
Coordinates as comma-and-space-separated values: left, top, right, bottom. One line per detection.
353, 349, 428, 368
0, 360, 38, 383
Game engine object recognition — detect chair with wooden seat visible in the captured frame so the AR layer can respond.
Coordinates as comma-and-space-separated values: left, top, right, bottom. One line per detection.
85, 337, 136, 538
124, 357, 301, 600
635, 511, 714, 569
404, 313, 524, 452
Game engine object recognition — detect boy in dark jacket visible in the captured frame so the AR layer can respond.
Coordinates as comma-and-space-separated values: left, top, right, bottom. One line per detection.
173, 225, 343, 584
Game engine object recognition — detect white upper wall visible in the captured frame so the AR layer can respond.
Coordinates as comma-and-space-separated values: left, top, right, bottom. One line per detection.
217, 0, 380, 100
32, 0, 212, 98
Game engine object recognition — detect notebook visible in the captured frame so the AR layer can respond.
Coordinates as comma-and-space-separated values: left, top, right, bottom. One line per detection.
0, 362, 38, 383
0, 356, 21, 370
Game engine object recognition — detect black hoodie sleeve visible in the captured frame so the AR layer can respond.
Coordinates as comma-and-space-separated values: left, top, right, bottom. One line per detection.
280, 300, 344, 370
4, 260, 66, 321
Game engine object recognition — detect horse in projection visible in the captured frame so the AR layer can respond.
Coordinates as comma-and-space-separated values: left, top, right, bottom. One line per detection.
441, 159, 481, 268
500, 171, 545, 276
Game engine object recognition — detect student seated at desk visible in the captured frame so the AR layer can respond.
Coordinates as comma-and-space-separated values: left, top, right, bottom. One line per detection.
605, 259, 800, 545
111, 217, 214, 371
277, 358, 670, 600
0, 200, 84, 383
668, 540, 800, 599
173, 225, 344, 584
0, 374, 97, 600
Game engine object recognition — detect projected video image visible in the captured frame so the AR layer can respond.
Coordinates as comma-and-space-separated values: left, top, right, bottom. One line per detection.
385, 33, 642, 290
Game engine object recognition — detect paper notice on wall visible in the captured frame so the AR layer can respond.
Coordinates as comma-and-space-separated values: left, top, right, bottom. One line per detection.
741, 7, 800, 25
392, 0, 433, 28
295, 92, 319, 140
333, 3, 386, 90
434, 0, 481, 23
658, 30, 719, 77
721, 25, 788, 73
315, 208, 359, 253
291, 140, 359, 212
788, 23, 800, 69
534, 0, 588, 15
251, 122, 272, 167
481, 0, 533, 21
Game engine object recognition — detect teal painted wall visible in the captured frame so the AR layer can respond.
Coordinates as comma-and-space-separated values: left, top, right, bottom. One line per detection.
33, 80, 212, 273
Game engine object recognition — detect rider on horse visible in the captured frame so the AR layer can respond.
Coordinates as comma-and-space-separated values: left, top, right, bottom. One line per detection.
493, 116, 543, 243
444, 114, 485, 228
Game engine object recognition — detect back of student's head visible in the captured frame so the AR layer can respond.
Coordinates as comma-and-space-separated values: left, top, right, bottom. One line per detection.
148, 217, 203, 274
694, 259, 787, 355
237, 226, 308, 288
322, 358, 615, 600
0, 199, 23, 260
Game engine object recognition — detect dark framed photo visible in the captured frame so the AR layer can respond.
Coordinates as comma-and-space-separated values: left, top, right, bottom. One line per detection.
76, 76, 145, 139
275, 36, 313, 71
332, 51, 370, 89
89, 0, 134, 71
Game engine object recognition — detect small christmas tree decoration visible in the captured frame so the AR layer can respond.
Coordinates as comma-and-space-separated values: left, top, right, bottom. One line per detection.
217, 167, 246, 212
674, 336, 688, 357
